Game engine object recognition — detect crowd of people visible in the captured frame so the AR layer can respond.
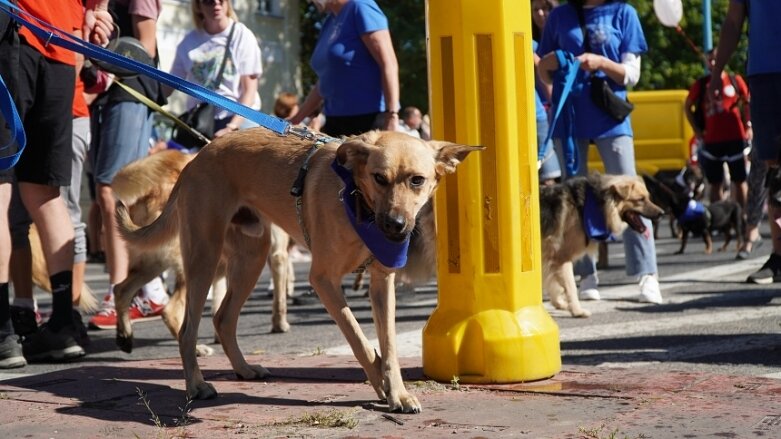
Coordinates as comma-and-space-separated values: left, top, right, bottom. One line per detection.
0, 0, 775, 370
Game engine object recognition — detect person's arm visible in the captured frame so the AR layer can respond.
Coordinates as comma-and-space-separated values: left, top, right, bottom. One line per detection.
709, 1, 746, 99
577, 53, 626, 85
290, 83, 324, 125
683, 94, 703, 139
132, 15, 157, 58
537, 51, 559, 85
361, 29, 399, 131
84, 0, 113, 45
534, 53, 553, 102
737, 75, 753, 141
214, 74, 258, 137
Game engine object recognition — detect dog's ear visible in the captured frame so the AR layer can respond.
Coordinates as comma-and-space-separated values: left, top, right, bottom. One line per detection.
429, 141, 484, 175
336, 139, 375, 170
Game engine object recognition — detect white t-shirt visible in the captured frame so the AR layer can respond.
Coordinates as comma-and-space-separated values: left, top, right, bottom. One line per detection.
396, 121, 421, 138
171, 20, 263, 119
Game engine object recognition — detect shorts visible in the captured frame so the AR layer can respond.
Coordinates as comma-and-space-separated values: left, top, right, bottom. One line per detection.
699, 140, 747, 184
0, 39, 75, 186
90, 101, 152, 185
748, 73, 781, 162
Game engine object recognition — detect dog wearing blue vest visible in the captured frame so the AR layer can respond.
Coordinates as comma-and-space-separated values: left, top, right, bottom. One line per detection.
115, 129, 482, 413
540, 173, 664, 317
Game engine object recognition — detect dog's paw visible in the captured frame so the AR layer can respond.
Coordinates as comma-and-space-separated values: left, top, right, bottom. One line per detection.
196, 344, 215, 357
388, 392, 422, 414
571, 308, 591, 318
116, 334, 133, 354
188, 382, 218, 400
236, 364, 271, 381
270, 321, 290, 333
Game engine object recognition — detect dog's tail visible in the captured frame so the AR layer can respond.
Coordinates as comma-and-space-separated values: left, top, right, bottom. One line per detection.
116, 172, 183, 250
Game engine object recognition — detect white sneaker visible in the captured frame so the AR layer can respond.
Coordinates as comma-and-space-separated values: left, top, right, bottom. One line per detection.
638, 274, 663, 304
578, 274, 601, 301
141, 277, 168, 302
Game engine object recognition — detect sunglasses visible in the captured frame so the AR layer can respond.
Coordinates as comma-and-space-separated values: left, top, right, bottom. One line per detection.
200, 0, 223, 6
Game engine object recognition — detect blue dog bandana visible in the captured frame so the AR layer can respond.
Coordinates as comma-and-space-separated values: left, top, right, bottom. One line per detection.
330, 159, 410, 268
678, 199, 707, 223
583, 185, 615, 242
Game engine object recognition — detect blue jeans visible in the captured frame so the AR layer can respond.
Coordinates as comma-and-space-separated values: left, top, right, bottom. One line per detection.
537, 117, 561, 181
91, 101, 152, 185
555, 135, 658, 278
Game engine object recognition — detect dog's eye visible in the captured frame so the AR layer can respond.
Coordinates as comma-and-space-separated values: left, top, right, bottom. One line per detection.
410, 176, 425, 187
373, 173, 389, 186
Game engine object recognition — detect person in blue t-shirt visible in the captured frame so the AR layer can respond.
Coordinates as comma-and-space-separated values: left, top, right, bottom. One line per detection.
537, 0, 662, 305
291, 0, 400, 137
710, 0, 781, 284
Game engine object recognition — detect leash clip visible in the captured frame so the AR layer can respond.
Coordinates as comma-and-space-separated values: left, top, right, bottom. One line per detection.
287, 125, 317, 141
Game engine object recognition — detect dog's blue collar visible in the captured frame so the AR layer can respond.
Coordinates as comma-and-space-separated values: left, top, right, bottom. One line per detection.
331, 159, 409, 269
584, 185, 615, 242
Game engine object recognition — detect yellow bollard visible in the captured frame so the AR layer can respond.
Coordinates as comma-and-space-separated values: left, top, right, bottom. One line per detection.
422, 0, 561, 383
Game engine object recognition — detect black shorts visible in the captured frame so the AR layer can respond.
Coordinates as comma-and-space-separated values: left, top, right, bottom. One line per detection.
699, 140, 747, 184
0, 37, 75, 186
322, 113, 380, 138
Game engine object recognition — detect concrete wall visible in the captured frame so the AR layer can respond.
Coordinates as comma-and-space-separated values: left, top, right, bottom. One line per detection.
157, 0, 301, 115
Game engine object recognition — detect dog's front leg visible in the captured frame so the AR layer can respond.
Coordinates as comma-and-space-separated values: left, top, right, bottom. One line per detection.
368, 268, 421, 413
675, 231, 689, 255
309, 271, 385, 401
703, 231, 713, 254
551, 261, 590, 318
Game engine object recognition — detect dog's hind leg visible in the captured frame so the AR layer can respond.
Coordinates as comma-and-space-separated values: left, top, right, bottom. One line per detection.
215, 227, 271, 381
179, 236, 223, 400
114, 257, 165, 353
367, 267, 421, 413
268, 224, 290, 333
552, 261, 590, 318
675, 232, 689, 255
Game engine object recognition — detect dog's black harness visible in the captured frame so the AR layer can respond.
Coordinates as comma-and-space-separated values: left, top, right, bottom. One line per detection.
288, 128, 376, 274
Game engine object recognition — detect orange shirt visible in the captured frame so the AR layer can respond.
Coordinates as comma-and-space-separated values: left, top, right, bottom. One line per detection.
18, 0, 82, 66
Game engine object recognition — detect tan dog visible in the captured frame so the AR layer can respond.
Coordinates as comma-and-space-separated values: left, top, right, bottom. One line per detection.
111, 150, 293, 358
116, 129, 481, 413
540, 174, 664, 318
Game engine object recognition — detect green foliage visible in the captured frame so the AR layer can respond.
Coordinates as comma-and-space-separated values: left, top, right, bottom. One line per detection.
297, 1, 749, 112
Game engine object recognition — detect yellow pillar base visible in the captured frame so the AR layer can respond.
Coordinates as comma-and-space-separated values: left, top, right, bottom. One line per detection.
423, 303, 560, 383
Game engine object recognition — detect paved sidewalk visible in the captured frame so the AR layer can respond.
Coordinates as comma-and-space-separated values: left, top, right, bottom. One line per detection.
1, 354, 779, 438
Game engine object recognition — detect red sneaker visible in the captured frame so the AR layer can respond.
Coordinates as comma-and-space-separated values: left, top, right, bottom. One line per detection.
88, 296, 168, 330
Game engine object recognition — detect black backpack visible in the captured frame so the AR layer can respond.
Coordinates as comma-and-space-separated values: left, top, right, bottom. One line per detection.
692, 73, 742, 132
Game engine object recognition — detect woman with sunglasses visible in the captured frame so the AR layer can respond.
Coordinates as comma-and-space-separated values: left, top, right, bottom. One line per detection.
169, 0, 263, 138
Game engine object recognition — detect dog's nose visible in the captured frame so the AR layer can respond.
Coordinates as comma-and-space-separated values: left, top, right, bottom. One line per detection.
383, 214, 407, 234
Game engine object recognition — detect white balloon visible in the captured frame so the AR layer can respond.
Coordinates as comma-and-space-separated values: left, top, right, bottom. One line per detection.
654, 0, 683, 28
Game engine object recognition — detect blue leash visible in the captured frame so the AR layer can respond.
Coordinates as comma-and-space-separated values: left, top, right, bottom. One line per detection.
539, 50, 583, 175
0, 73, 25, 170
0, 0, 290, 168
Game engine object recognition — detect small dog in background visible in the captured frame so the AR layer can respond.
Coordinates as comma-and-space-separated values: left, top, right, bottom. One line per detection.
540, 174, 664, 317
643, 165, 706, 239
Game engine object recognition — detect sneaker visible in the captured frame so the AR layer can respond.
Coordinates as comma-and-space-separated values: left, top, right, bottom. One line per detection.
10, 306, 39, 337
88, 295, 167, 330
0, 334, 26, 369
746, 253, 781, 284
578, 274, 601, 301
88, 296, 117, 330
637, 274, 663, 304
71, 310, 90, 347
22, 324, 86, 362
293, 289, 320, 306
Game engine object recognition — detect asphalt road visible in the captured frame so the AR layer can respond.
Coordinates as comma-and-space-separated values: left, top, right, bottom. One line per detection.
2, 223, 779, 383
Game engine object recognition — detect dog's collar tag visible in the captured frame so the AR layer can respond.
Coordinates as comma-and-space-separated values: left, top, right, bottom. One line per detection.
584, 186, 615, 242
331, 159, 410, 268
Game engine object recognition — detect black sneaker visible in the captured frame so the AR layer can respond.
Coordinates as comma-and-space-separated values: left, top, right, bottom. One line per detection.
0, 334, 26, 369
746, 253, 781, 284
71, 310, 90, 348
292, 289, 320, 306
10, 306, 39, 337
22, 324, 86, 363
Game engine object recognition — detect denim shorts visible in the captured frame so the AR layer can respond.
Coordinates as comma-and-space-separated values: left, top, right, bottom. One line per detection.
748, 73, 781, 162
90, 101, 152, 185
